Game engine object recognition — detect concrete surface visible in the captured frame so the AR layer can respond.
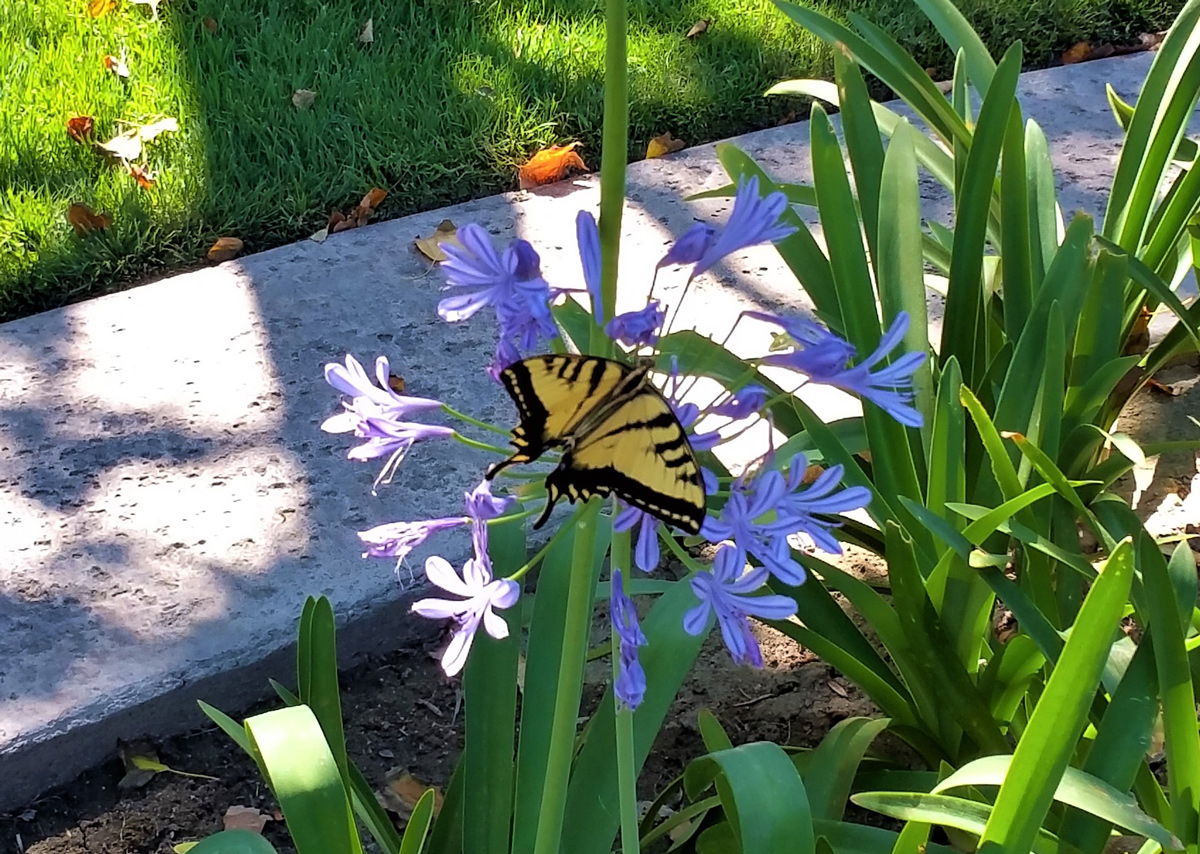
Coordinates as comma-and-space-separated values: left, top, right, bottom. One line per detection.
1, 51, 1197, 810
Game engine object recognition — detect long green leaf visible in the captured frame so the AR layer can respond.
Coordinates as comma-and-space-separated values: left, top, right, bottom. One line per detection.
852, 792, 1060, 854
805, 718, 893, 821
186, 831, 279, 854
399, 789, 438, 854
246, 705, 361, 854
909, 0, 995, 93
815, 819, 956, 854
976, 539, 1136, 853
299, 597, 349, 783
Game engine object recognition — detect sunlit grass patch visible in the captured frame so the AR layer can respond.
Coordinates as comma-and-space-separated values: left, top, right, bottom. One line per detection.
0, 0, 1183, 321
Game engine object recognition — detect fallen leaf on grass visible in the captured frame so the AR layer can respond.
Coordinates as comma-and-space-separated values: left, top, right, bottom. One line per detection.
137, 117, 178, 141
203, 16, 218, 32
377, 767, 444, 822
66, 115, 94, 143
128, 163, 156, 188
319, 188, 389, 238
292, 88, 317, 110
223, 805, 271, 834
67, 203, 112, 236
646, 131, 685, 159
686, 18, 709, 38
103, 53, 130, 78
128, 0, 162, 18
359, 17, 374, 43
88, 0, 117, 17
518, 142, 585, 188
413, 219, 463, 262
207, 237, 244, 261
1062, 41, 1092, 64
95, 119, 178, 162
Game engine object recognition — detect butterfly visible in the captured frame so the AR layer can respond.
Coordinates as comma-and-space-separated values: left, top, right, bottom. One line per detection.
486, 354, 706, 534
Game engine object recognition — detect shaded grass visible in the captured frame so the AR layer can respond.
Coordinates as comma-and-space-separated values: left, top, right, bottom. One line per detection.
0, 0, 1184, 321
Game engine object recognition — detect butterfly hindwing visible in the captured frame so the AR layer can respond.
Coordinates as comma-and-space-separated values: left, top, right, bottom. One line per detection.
488, 354, 706, 534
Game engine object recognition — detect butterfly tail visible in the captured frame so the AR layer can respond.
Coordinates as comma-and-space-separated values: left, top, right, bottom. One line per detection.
531, 481, 564, 529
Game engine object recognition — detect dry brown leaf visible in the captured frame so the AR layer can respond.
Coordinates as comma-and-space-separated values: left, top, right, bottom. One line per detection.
359, 187, 387, 213
292, 89, 317, 110
137, 117, 178, 141
1062, 41, 1091, 64
95, 130, 142, 161
128, 163, 156, 188
223, 805, 271, 834
67, 203, 113, 236
413, 219, 463, 262
646, 131, 685, 159
203, 16, 218, 32
386, 373, 406, 393
518, 142, 585, 189
88, 0, 117, 17
207, 236, 244, 262
103, 53, 130, 78
309, 226, 329, 243
359, 17, 374, 44
128, 0, 162, 18
1140, 31, 1166, 50
828, 679, 849, 698
66, 115, 94, 143
686, 18, 709, 38
376, 768, 444, 822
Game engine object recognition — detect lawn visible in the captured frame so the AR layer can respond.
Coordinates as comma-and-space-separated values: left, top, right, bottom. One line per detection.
0, 0, 1183, 321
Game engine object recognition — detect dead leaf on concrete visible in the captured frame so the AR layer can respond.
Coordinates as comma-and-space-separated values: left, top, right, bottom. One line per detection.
646, 131, 686, 159
292, 88, 317, 110
518, 142, 585, 188
686, 18, 709, 38
359, 17, 374, 43
223, 805, 271, 834
376, 767, 443, 822
413, 219, 463, 262
1062, 41, 1092, 64
207, 236, 244, 262
67, 203, 113, 236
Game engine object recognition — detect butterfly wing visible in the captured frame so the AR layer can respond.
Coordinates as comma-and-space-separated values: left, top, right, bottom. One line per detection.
488, 355, 632, 472
542, 384, 705, 534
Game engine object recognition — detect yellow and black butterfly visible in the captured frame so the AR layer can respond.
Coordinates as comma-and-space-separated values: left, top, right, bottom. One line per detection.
486, 354, 706, 534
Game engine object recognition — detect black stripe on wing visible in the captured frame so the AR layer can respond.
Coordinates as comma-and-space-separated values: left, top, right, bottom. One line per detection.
544, 456, 705, 534
499, 358, 551, 451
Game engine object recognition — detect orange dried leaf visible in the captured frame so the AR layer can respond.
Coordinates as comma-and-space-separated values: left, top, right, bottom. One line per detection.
103, 54, 130, 78
66, 116, 94, 143
67, 203, 112, 236
1062, 41, 1091, 64
377, 768, 444, 821
518, 142, 585, 189
360, 187, 387, 211
207, 236, 244, 262
88, 0, 117, 17
646, 131, 685, 159
128, 164, 156, 188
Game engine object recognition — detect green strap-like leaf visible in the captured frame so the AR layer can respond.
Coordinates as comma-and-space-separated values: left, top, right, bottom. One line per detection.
184, 830, 279, 854
804, 718, 893, 821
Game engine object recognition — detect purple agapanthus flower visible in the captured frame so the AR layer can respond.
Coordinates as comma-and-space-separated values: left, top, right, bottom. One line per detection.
683, 543, 797, 667
577, 211, 604, 323
657, 177, 796, 280
411, 554, 520, 677
751, 311, 926, 428
322, 355, 454, 480
610, 569, 648, 709
712, 385, 768, 419
700, 455, 870, 585
614, 504, 663, 573
605, 300, 665, 349
358, 517, 465, 560
465, 479, 516, 564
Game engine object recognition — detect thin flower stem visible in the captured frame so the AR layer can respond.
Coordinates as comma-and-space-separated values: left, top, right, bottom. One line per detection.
592, 0, 627, 357
533, 500, 602, 854
505, 518, 574, 581
451, 432, 508, 456
659, 530, 708, 574
441, 403, 511, 436
610, 528, 640, 854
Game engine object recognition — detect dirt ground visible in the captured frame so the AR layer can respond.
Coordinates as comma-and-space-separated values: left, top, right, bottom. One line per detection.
0, 567, 884, 854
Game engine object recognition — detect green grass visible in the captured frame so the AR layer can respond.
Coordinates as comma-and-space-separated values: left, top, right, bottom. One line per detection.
0, 0, 1183, 321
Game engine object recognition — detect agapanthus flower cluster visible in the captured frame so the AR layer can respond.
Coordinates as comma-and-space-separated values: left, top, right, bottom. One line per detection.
327, 174, 927, 686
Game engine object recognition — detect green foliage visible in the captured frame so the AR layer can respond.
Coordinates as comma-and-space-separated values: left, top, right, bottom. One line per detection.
0, 0, 1183, 320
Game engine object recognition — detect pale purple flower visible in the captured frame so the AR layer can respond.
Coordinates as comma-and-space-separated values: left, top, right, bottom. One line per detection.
658, 177, 795, 280
753, 311, 926, 428
411, 555, 520, 677
465, 479, 516, 565
611, 569, 648, 709
605, 301, 665, 349
683, 544, 797, 667
701, 455, 868, 584
322, 354, 454, 472
358, 517, 465, 560
614, 504, 662, 572
577, 211, 603, 323
437, 225, 538, 322
712, 385, 768, 419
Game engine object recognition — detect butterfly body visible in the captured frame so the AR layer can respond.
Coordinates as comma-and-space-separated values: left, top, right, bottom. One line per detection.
487, 355, 706, 534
